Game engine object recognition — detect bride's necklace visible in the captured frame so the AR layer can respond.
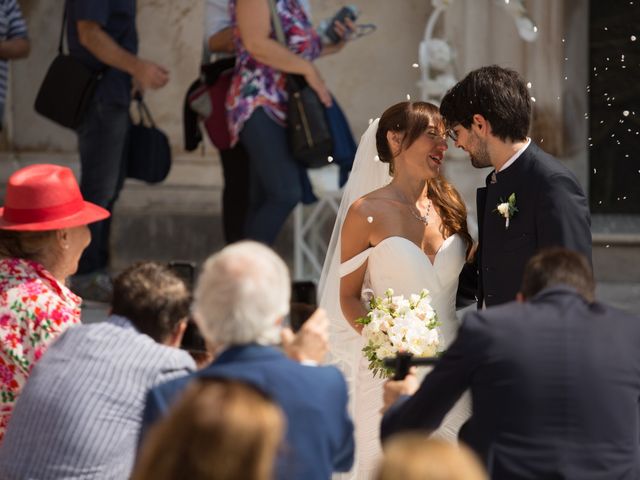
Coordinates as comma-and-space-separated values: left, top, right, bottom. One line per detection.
409, 199, 432, 226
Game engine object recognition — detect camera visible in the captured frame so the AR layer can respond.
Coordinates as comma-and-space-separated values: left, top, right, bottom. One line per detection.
383, 352, 439, 380
321, 5, 359, 44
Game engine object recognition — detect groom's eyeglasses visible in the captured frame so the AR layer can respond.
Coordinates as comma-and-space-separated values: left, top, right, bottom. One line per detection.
425, 129, 448, 141
446, 129, 458, 142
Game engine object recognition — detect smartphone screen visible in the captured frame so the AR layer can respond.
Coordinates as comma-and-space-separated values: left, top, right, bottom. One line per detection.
288, 281, 317, 332
167, 262, 207, 354
167, 261, 196, 292
181, 319, 208, 354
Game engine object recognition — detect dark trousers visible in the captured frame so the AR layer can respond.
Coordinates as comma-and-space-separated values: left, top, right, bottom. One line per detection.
219, 143, 250, 244
239, 108, 303, 245
76, 98, 130, 275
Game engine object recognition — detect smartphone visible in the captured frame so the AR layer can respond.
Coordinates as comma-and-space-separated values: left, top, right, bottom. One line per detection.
181, 319, 208, 354
326, 5, 359, 43
167, 261, 207, 354
167, 261, 196, 292
288, 281, 317, 332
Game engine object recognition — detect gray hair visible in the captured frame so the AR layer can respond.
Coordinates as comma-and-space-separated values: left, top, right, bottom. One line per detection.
193, 241, 290, 347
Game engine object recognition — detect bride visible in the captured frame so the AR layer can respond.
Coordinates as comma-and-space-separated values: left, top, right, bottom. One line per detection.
319, 101, 474, 478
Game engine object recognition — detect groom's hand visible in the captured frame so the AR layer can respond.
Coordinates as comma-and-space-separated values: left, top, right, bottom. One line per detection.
281, 308, 329, 364
382, 368, 419, 413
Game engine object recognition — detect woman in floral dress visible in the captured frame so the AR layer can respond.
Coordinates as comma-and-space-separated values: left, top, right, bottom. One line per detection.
0, 164, 109, 441
227, 0, 351, 244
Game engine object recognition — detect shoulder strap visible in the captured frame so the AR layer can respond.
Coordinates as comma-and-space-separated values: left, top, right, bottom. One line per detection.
339, 248, 372, 278
58, 0, 68, 54
133, 93, 156, 128
267, 0, 286, 46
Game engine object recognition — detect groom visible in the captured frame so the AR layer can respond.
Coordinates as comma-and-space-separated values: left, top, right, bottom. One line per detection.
440, 65, 591, 307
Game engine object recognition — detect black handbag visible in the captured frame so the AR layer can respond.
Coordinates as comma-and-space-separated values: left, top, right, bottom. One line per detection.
127, 96, 172, 184
268, 0, 333, 169
286, 75, 334, 168
34, 1, 102, 129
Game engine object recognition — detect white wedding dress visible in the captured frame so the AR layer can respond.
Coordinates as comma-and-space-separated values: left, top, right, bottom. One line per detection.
319, 119, 471, 479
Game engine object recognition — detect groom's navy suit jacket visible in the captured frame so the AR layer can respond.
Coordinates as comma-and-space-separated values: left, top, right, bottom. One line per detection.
141, 344, 354, 480
475, 142, 591, 307
381, 286, 640, 479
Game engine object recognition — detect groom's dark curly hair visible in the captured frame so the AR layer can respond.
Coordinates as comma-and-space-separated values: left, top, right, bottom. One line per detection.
440, 65, 531, 142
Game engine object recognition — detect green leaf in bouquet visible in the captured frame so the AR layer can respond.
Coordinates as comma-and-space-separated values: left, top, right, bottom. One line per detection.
362, 342, 394, 378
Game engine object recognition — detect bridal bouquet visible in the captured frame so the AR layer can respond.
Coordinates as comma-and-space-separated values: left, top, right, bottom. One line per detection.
356, 288, 440, 378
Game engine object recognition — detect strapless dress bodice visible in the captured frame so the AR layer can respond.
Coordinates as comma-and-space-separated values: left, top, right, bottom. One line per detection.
340, 234, 466, 346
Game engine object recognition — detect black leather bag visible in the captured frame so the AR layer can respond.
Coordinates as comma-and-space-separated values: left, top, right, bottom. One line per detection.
34, 1, 101, 129
287, 75, 333, 169
127, 97, 172, 184
268, 0, 333, 169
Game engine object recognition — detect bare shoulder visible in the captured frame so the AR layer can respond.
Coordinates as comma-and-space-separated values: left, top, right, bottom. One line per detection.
352, 186, 399, 214
343, 196, 373, 233
341, 189, 395, 252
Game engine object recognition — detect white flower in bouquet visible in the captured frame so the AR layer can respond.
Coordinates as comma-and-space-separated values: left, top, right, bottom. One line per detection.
356, 288, 441, 378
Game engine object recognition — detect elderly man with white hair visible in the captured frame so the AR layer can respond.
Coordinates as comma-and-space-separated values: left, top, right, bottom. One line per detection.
141, 241, 354, 480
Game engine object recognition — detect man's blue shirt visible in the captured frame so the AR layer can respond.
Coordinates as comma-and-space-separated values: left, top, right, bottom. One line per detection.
67, 0, 137, 106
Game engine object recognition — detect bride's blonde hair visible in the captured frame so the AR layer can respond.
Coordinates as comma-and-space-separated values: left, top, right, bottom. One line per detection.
375, 102, 474, 260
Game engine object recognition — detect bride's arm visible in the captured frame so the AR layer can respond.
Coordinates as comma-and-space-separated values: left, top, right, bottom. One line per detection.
339, 203, 371, 334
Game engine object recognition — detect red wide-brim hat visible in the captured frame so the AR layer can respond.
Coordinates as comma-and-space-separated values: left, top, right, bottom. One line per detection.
0, 164, 110, 231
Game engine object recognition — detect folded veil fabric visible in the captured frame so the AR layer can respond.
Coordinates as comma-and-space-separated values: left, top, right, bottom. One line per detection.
318, 118, 390, 377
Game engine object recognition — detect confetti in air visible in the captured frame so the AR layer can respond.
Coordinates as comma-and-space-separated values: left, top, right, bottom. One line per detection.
374, 155, 380, 162
623, 110, 630, 117
367, 216, 373, 223
327, 156, 334, 163
406, 94, 411, 101
531, 97, 536, 102
526, 82, 532, 88
631, 35, 637, 41
412, 63, 419, 68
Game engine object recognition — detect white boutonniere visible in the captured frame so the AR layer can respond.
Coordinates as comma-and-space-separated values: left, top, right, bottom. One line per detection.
495, 193, 518, 229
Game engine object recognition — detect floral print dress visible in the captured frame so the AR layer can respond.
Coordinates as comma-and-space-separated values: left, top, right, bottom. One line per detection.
0, 258, 81, 442
226, 0, 322, 146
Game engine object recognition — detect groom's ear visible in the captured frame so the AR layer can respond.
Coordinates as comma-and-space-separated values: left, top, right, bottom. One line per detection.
472, 114, 488, 133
